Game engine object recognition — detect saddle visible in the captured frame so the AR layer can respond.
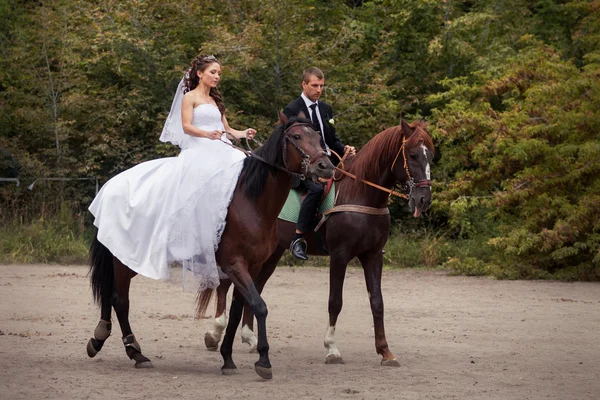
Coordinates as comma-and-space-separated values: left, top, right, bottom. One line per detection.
278, 178, 335, 230
298, 178, 334, 203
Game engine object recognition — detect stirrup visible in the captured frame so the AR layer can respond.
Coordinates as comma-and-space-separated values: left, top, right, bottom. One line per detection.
290, 238, 309, 260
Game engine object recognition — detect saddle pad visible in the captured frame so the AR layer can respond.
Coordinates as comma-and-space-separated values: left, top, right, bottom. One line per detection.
278, 182, 335, 224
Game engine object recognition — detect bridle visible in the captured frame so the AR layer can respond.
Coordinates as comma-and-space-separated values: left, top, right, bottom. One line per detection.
390, 137, 433, 197
225, 121, 328, 181
315, 129, 434, 229
333, 135, 432, 199
280, 122, 328, 180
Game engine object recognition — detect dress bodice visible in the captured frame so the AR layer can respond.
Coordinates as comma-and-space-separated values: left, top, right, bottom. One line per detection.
183, 104, 228, 149
192, 104, 223, 130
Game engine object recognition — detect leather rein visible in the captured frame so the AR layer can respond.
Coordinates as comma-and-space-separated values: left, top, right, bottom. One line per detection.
332, 137, 432, 201
314, 136, 432, 228
223, 122, 327, 181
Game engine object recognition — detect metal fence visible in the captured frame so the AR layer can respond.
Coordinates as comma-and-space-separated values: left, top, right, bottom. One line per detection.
1, 177, 99, 194
0, 178, 20, 187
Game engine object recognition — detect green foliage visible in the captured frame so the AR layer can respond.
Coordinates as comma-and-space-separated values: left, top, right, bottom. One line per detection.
383, 230, 448, 269
429, 32, 600, 279
0, 204, 88, 264
1, 0, 599, 279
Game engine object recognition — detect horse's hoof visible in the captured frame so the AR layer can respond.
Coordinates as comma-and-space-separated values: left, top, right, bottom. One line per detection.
221, 367, 239, 376
255, 365, 273, 380
381, 358, 401, 367
87, 338, 99, 358
135, 360, 154, 369
325, 354, 345, 364
204, 332, 220, 350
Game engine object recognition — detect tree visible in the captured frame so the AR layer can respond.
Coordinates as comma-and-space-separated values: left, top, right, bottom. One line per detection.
429, 35, 600, 278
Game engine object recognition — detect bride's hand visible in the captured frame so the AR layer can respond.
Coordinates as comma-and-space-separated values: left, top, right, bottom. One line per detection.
245, 128, 257, 139
206, 130, 222, 140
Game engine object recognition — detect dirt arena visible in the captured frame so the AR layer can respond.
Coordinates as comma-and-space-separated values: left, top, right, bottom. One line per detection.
0, 264, 599, 399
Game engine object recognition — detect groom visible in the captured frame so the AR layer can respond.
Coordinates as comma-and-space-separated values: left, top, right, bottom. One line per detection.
283, 67, 356, 260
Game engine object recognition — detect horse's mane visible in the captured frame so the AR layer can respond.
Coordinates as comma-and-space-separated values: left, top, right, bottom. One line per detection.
343, 121, 434, 197
239, 116, 311, 201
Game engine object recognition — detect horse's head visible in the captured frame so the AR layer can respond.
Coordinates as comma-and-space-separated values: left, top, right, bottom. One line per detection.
279, 112, 334, 182
392, 120, 434, 217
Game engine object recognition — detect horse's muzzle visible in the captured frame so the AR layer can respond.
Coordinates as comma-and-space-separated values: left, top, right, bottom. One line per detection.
309, 155, 334, 182
408, 186, 432, 218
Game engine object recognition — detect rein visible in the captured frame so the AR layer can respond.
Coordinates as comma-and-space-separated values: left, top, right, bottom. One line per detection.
314, 135, 432, 230
331, 135, 432, 200
223, 122, 326, 181
332, 161, 408, 200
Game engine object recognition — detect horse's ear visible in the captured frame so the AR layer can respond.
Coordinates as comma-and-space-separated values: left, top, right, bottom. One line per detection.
400, 119, 413, 136
297, 110, 307, 120
278, 111, 288, 125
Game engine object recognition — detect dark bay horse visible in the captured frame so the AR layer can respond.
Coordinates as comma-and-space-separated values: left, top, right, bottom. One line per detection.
86, 114, 334, 379
201, 120, 434, 366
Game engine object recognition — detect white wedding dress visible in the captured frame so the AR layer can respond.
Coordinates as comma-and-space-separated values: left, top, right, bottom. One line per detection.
89, 104, 246, 291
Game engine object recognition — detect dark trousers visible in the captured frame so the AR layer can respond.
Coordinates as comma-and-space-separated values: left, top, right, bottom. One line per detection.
297, 179, 325, 233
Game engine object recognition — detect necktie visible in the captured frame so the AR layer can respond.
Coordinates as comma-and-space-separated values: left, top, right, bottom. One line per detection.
309, 103, 328, 152
309, 103, 320, 133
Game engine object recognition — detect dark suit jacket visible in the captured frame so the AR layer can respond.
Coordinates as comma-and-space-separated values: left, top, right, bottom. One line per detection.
283, 97, 345, 160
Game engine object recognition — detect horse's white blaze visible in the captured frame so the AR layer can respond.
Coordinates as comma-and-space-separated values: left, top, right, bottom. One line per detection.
324, 325, 341, 358
421, 144, 431, 191
241, 324, 258, 348
421, 144, 431, 181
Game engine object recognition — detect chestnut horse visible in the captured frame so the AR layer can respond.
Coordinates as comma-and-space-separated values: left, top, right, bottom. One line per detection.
201, 119, 434, 366
86, 114, 334, 379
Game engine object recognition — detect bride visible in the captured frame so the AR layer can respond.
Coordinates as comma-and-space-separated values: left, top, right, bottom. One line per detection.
89, 54, 256, 291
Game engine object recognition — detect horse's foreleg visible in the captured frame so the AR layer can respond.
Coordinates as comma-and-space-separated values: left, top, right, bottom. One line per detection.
240, 246, 285, 353
222, 261, 272, 379
358, 251, 400, 367
220, 287, 245, 374
205, 279, 232, 351
112, 259, 152, 368
324, 253, 350, 365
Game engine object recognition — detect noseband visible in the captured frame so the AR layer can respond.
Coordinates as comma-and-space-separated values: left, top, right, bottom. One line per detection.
281, 122, 328, 180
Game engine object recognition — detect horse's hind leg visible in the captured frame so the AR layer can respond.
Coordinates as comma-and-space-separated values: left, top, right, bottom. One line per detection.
240, 304, 257, 352
87, 296, 112, 357
324, 252, 352, 365
87, 238, 114, 358
204, 279, 232, 351
112, 258, 153, 368
358, 250, 400, 367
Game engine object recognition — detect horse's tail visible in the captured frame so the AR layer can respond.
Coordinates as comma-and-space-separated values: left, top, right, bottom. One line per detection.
89, 232, 114, 306
195, 287, 215, 319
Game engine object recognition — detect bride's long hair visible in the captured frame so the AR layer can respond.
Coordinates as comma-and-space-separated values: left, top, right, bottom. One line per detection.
183, 55, 225, 114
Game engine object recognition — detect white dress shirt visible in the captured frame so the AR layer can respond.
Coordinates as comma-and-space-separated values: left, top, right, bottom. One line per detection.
301, 93, 330, 155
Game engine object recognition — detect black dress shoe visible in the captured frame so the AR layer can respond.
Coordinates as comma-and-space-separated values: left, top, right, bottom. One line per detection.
290, 238, 309, 260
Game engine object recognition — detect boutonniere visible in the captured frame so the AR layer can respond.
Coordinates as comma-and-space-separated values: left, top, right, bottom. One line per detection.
328, 118, 335, 126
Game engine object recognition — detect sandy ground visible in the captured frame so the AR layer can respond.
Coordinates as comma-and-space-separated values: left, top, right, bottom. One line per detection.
0, 264, 599, 400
